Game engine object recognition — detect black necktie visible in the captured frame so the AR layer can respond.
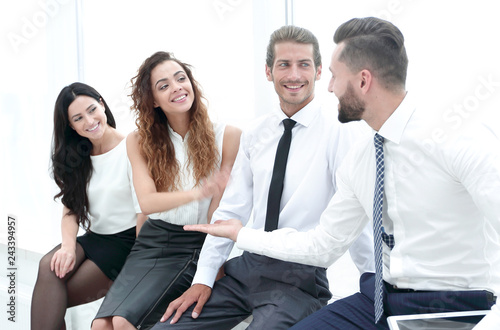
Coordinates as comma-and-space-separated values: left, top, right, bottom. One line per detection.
264, 118, 296, 232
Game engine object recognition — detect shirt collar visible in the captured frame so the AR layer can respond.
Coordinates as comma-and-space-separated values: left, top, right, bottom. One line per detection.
273, 97, 320, 128
167, 123, 189, 142
377, 92, 416, 145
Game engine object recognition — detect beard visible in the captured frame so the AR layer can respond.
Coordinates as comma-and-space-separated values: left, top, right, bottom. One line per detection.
338, 83, 365, 123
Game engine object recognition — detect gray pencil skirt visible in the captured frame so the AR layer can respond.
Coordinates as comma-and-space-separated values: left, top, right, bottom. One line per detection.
93, 219, 206, 329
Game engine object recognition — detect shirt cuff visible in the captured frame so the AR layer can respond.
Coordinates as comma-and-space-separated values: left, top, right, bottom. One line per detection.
191, 266, 218, 289
236, 227, 264, 254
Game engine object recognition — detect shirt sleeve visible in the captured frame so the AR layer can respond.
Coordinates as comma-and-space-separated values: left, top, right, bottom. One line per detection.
236, 158, 370, 268
192, 131, 255, 287
449, 124, 500, 233
347, 220, 375, 273
331, 121, 375, 274
332, 121, 370, 167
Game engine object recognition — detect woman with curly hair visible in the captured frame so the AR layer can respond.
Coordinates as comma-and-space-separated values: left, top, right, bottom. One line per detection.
31, 82, 145, 330
92, 51, 241, 330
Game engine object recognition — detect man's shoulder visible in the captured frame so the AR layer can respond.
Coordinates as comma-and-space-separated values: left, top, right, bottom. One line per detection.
240, 112, 279, 138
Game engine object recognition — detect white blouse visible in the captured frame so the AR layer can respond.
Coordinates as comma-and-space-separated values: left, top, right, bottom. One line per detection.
88, 138, 140, 234
148, 122, 225, 225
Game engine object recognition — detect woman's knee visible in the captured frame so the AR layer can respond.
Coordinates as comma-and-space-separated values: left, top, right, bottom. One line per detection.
39, 251, 53, 269
36, 252, 58, 281
92, 317, 112, 330
112, 315, 135, 329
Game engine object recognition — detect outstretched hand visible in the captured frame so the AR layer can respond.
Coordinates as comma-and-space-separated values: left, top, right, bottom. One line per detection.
195, 169, 231, 200
184, 219, 243, 242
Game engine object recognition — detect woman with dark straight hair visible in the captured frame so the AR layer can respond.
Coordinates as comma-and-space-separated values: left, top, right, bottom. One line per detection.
92, 51, 241, 330
31, 82, 145, 330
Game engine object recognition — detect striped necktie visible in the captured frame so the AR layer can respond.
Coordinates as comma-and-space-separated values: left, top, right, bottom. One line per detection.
373, 133, 385, 323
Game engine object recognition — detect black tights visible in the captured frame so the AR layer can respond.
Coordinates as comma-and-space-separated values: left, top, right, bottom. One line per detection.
30, 243, 113, 330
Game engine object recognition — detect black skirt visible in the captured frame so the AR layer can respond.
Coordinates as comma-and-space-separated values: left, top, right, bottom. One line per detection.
76, 226, 136, 281
94, 219, 206, 329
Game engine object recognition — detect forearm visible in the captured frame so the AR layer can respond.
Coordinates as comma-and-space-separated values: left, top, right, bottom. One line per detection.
207, 125, 241, 222
236, 195, 368, 268
60, 207, 79, 250
236, 226, 346, 268
138, 189, 200, 215
136, 213, 148, 236
207, 197, 221, 223
192, 235, 235, 287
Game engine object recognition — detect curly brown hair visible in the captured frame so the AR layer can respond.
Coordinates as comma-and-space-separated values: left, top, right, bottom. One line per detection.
130, 51, 219, 192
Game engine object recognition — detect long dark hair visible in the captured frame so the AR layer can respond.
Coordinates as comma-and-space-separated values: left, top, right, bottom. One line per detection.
51, 82, 116, 231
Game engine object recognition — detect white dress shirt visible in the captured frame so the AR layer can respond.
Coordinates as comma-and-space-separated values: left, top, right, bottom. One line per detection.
237, 92, 500, 295
193, 98, 375, 288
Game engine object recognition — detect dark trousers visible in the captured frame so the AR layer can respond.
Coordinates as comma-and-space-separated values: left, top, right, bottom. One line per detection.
151, 251, 331, 330
290, 272, 495, 330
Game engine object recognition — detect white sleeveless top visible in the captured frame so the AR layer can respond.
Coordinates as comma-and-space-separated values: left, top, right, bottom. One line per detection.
88, 138, 140, 234
149, 122, 225, 225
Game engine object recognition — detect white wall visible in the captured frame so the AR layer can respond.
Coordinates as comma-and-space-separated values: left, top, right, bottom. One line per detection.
1, 0, 80, 253
1, 0, 287, 253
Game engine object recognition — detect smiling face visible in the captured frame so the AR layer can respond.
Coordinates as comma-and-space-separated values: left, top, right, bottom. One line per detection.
266, 41, 322, 116
150, 60, 194, 119
67, 95, 108, 141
